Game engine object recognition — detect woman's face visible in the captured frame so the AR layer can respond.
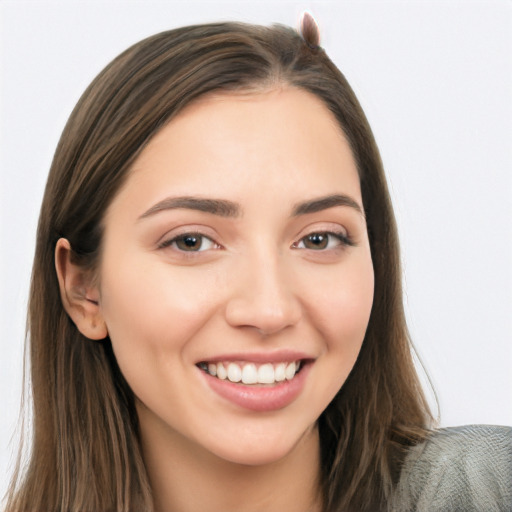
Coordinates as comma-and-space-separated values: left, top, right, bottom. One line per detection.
98, 87, 374, 466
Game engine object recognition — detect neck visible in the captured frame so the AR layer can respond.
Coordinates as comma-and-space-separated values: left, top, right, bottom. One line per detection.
138, 405, 322, 512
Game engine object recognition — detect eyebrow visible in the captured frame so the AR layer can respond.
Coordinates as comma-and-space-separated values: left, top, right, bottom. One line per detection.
138, 193, 363, 221
139, 196, 241, 219
292, 194, 364, 217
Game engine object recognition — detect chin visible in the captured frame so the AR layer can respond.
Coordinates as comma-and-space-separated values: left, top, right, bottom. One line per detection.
205, 421, 319, 468
215, 446, 291, 467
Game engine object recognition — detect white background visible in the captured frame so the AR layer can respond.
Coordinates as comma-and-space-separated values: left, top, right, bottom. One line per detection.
1, 0, 511, 498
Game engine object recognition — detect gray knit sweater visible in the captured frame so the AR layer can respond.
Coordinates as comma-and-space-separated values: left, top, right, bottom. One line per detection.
390, 424, 512, 511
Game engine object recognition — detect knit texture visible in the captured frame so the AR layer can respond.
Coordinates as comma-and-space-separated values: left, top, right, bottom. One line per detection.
390, 425, 512, 511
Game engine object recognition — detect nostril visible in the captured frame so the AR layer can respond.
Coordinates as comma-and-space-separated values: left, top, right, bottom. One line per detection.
225, 299, 301, 336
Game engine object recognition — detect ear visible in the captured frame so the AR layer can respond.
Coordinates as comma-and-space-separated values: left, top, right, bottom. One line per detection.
55, 238, 108, 340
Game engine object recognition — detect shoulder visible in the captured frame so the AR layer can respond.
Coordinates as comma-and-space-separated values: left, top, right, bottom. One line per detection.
390, 425, 512, 512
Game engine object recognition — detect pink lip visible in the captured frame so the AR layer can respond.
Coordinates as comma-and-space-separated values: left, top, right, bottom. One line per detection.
199, 360, 312, 412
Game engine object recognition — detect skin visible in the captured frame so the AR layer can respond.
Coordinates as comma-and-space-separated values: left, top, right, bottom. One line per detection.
57, 87, 374, 512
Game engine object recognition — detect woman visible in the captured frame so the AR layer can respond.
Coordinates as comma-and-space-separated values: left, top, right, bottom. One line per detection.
5, 13, 510, 512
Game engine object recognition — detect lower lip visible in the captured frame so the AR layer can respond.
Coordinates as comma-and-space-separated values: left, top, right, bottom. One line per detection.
201, 363, 312, 412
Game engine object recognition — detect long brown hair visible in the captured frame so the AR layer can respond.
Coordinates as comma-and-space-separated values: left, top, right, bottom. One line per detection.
6, 19, 432, 512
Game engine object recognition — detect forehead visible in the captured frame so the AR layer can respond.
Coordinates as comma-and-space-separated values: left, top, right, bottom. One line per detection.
111, 87, 361, 217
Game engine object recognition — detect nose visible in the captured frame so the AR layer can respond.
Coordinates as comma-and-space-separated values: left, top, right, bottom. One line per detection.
224, 253, 302, 336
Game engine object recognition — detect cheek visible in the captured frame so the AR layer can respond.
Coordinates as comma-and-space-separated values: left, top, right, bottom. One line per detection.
287, 253, 374, 420
306, 253, 374, 358
98, 254, 223, 370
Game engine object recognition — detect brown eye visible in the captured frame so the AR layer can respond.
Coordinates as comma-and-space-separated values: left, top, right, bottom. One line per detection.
303, 233, 328, 250
293, 231, 353, 251
175, 234, 202, 251
160, 233, 217, 252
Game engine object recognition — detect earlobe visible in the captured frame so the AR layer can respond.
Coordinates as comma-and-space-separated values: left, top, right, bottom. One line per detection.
55, 238, 108, 340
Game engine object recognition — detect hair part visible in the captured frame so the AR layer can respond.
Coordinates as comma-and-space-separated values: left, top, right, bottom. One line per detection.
6, 20, 432, 512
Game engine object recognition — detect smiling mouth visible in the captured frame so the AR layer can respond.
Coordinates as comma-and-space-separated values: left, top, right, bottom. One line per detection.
197, 360, 304, 385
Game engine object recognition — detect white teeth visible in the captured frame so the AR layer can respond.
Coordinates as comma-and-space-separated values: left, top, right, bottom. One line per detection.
216, 363, 227, 380
241, 363, 258, 384
285, 362, 296, 380
201, 360, 303, 384
257, 363, 275, 384
274, 363, 286, 382
227, 363, 242, 383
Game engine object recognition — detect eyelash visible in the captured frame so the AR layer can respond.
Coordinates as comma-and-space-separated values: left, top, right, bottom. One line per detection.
158, 230, 354, 253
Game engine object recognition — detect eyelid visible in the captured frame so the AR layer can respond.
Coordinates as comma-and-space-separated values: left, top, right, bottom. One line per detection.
293, 221, 353, 246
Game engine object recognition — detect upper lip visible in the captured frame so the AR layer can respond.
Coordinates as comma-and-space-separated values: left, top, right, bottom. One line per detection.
196, 350, 315, 365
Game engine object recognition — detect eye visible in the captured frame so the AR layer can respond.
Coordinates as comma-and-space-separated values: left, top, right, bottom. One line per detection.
293, 231, 353, 251
159, 233, 218, 252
